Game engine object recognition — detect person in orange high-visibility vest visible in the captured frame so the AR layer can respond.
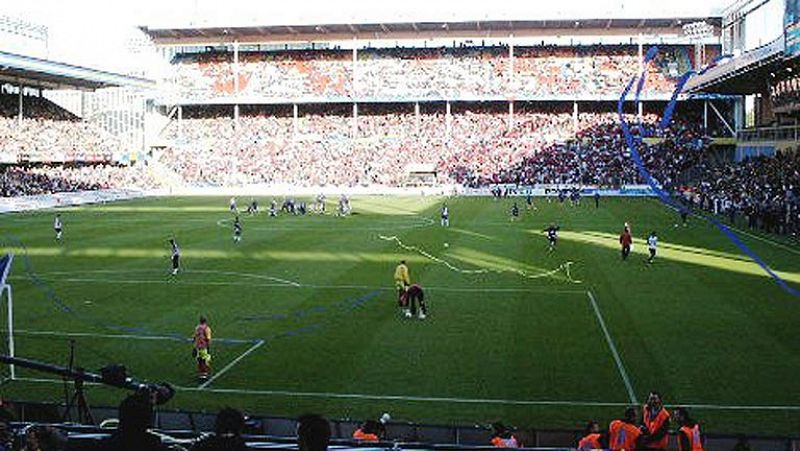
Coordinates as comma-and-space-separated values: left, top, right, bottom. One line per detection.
676, 408, 704, 451
352, 420, 382, 442
642, 391, 670, 450
490, 422, 521, 448
609, 407, 642, 451
578, 421, 605, 450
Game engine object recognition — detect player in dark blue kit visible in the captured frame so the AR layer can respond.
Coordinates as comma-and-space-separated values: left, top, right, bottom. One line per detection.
510, 202, 520, 221
246, 198, 258, 215
544, 223, 560, 252
526, 192, 536, 211
233, 216, 242, 243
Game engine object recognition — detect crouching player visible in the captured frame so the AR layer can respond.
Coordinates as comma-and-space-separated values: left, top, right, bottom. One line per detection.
394, 260, 411, 317
405, 284, 427, 320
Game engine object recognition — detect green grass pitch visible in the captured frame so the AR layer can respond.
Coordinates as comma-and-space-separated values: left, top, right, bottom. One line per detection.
0, 195, 799, 436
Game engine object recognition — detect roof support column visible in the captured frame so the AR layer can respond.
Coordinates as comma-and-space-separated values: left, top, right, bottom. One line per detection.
17, 84, 23, 126
445, 100, 451, 141
233, 41, 239, 95
573, 101, 579, 137
352, 39, 357, 99
234, 40, 240, 130
352, 102, 358, 140
414, 102, 420, 135
509, 34, 514, 97
293, 103, 299, 138
638, 34, 643, 121
703, 100, 708, 135
508, 100, 514, 133
177, 104, 183, 141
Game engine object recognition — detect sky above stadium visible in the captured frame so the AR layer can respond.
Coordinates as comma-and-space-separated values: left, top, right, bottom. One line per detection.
3, 0, 728, 72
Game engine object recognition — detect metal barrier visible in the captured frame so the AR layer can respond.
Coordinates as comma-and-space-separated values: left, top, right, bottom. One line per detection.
737, 125, 800, 143
3, 400, 800, 451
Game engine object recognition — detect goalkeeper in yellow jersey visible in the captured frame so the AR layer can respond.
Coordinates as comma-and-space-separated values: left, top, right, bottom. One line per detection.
394, 260, 411, 317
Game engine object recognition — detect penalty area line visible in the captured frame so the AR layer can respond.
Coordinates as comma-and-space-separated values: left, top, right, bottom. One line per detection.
11, 378, 800, 411
587, 290, 638, 405
198, 339, 265, 389
10, 275, 585, 294
14, 329, 257, 345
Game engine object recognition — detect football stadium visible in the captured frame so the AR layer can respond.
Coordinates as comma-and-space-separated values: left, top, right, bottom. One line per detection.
0, 0, 799, 449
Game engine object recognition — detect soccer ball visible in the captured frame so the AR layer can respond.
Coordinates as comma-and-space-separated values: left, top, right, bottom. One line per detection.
443, 242, 449, 248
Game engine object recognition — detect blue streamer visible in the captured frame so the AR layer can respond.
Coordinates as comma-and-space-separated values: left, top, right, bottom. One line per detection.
237, 290, 381, 323
1, 235, 261, 345
618, 49, 800, 298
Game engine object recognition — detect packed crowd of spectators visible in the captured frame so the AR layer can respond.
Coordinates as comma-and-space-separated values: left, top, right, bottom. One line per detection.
770, 74, 800, 112
170, 45, 694, 101
160, 104, 708, 190
0, 164, 157, 197
685, 151, 800, 236
0, 94, 125, 163
478, 111, 709, 187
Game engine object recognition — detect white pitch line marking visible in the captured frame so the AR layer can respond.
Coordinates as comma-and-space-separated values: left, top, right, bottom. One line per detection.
587, 290, 638, 405
725, 225, 800, 257
198, 340, 265, 389
15, 329, 255, 345
9, 275, 585, 294
12, 378, 800, 411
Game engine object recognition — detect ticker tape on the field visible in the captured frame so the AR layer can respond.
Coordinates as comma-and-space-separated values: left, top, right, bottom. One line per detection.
619, 47, 800, 298
379, 235, 581, 284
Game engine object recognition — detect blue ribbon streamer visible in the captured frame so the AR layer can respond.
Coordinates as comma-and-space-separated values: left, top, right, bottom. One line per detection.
1, 235, 260, 345
618, 48, 800, 298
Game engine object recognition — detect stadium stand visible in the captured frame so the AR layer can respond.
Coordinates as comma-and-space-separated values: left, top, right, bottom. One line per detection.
0, 93, 157, 196
170, 45, 696, 101
0, 94, 123, 163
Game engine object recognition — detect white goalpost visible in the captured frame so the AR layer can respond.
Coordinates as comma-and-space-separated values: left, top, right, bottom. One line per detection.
0, 253, 15, 381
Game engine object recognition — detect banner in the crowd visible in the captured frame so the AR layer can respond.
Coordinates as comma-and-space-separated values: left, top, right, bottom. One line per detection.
786, 0, 800, 56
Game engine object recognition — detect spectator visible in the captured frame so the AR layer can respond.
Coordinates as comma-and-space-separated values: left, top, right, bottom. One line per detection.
577, 421, 605, 451
0, 408, 14, 451
675, 407, 705, 451
22, 425, 67, 451
352, 419, 382, 442
490, 422, 521, 448
190, 408, 248, 451
102, 393, 172, 451
297, 414, 330, 451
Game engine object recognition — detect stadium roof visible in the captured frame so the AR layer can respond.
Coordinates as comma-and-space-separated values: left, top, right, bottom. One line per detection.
0, 50, 155, 91
141, 0, 725, 29
142, 17, 723, 45
684, 36, 786, 95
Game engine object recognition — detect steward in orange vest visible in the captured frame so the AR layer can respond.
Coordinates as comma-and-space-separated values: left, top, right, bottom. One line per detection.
676, 407, 705, 451
578, 421, 606, 450
642, 391, 670, 450
352, 420, 382, 442
491, 422, 521, 448
609, 407, 642, 451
